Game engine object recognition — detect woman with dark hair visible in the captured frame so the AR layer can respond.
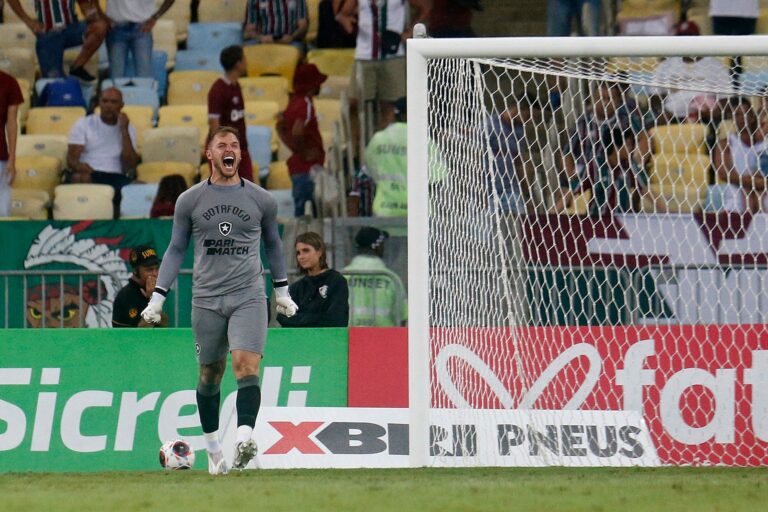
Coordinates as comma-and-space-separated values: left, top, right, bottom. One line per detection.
276, 231, 349, 327
150, 174, 188, 218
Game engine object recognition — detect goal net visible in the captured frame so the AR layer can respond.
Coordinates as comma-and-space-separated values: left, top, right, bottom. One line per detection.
407, 34, 768, 468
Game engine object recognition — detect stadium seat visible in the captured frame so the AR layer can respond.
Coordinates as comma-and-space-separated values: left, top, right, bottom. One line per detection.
318, 75, 351, 99
10, 188, 49, 220
2, 0, 34, 23
244, 100, 280, 127
199, 162, 212, 182
246, 125, 274, 176
651, 152, 710, 190
564, 190, 592, 216
101, 77, 158, 91
103, 84, 160, 119
0, 48, 36, 85
13, 155, 62, 197
152, 19, 178, 68
141, 126, 202, 167
240, 76, 290, 109
307, 48, 356, 78
266, 161, 292, 190
16, 78, 32, 130
0, 23, 36, 52
161, 0, 191, 42
650, 123, 708, 155
53, 184, 114, 220
649, 183, 705, 213
243, 45, 301, 84
167, 70, 219, 105
16, 134, 68, 163
136, 161, 197, 187
157, 104, 209, 148
125, 52, 170, 100
314, 98, 342, 134
186, 22, 243, 51
119, 182, 159, 218
306, 0, 320, 45
197, 0, 247, 22
174, 49, 223, 72
716, 120, 736, 142
63, 46, 99, 84
269, 188, 294, 218
26, 106, 86, 137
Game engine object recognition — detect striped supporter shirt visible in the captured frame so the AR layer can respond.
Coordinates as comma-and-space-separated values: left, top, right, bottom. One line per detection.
245, 0, 308, 39
35, 0, 82, 32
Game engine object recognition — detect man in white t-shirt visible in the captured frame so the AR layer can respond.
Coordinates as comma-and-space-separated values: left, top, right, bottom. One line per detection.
67, 87, 140, 216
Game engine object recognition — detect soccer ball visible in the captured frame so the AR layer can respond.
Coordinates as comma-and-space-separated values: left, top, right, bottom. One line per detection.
159, 439, 195, 470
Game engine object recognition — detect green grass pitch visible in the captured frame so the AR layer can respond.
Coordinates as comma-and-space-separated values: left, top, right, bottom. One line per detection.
1, 467, 765, 512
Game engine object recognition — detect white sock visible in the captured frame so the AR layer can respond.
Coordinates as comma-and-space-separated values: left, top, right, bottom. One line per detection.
236, 425, 254, 444
204, 431, 222, 453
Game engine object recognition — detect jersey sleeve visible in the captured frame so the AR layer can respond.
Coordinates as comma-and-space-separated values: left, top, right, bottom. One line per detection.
155, 190, 194, 292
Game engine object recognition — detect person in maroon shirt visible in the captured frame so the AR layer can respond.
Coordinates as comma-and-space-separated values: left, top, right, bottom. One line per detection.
0, 71, 24, 217
277, 63, 327, 217
207, 45, 254, 182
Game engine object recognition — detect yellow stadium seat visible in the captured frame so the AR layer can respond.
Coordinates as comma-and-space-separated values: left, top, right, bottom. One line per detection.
158, 104, 209, 147
651, 152, 710, 190
307, 48, 356, 78
564, 190, 592, 216
618, 0, 677, 18
13, 155, 62, 197
244, 44, 301, 84
2, 0, 35, 23
197, 0, 247, 22
53, 184, 114, 220
0, 23, 36, 52
716, 120, 736, 142
167, 70, 219, 105
199, 162, 212, 182
306, 0, 320, 44
159, 0, 190, 42
141, 126, 202, 167
240, 76, 290, 109
650, 183, 705, 213
10, 188, 49, 220
0, 48, 36, 85
318, 75, 350, 99
16, 78, 32, 130
153, 18, 179, 68
136, 161, 197, 187
266, 161, 292, 190
16, 134, 68, 163
26, 107, 86, 137
244, 100, 280, 127
650, 123, 708, 155
314, 98, 342, 134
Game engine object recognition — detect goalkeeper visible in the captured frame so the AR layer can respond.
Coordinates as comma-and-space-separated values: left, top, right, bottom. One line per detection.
141, 126, 298, 475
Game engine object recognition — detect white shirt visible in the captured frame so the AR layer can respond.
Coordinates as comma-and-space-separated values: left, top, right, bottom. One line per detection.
709, 0, 759, 18
653, 57, 733, 118
356, 0, 407, 61
69, 114, 137, 174
106, 0, 157, 23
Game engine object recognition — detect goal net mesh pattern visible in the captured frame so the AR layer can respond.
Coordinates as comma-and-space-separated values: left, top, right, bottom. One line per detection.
425, 54, 768, 466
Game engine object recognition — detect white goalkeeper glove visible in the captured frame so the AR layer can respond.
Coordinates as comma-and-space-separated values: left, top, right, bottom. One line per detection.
141, 291, 166, 324
274, 286, 298, 317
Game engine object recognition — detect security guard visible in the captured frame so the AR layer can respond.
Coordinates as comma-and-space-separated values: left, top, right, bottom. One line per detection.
112, 244, 167, 327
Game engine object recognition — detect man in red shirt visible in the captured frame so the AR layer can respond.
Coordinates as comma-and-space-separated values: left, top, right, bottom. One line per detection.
207, 45, 254, 182
277, 63, 327, 217
0, 71, 24, 217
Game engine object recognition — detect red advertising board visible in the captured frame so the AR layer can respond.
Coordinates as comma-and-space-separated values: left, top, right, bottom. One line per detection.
348, 326, 768, 466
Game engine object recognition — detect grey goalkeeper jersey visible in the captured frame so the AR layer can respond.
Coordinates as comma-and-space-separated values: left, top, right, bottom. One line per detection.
156, 178, 288, 298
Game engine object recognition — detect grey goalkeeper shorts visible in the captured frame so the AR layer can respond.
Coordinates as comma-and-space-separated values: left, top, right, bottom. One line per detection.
191, 287, 268, 364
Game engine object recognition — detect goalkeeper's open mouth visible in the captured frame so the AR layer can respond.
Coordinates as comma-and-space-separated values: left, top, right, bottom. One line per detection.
222, 155, 236, 169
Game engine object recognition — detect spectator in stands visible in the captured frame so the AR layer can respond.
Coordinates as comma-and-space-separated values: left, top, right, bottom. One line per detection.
316, 0, 357, 48
551, 81, 650, 213
0, 71, 23, 218
66, 87, 140, 217
277, 63, 327, 217
411, 0, 481, 38
113, 245, 167, 327
547, 0, 603, 37
343, 227, 407, 326
150, 174, 188, 218
650, 21, 732, 124
208, 45, 253, 182
276, 232, 349, 327
7, 0, 108, 81
105, 0, 176, 79
365, 97, 408, 218
486, 95, 536, 214
713, 98, 768, 212
244, 0, 309, 51
337, 0, 416, 119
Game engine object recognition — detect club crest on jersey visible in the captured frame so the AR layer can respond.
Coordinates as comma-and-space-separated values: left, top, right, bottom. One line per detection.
219, 222, 232, 236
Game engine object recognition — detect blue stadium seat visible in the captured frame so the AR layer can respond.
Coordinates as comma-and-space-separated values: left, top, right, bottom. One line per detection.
186, 22, 243, 52
125, 51, 169, 100
120, 182, 159, 218
174, 49, 222, 72
246, 125, 273, 177
101, 77, 158, 91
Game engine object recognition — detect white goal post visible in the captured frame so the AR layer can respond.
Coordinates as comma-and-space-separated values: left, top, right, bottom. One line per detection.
407, 31, 768, 468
